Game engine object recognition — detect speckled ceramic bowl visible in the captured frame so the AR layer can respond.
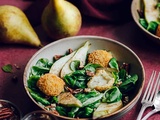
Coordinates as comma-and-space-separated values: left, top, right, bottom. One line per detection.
23, 35, 145, 120
131, 0, 160, 44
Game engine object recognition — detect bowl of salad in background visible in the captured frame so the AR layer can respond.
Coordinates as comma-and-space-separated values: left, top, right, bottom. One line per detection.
23, 35, 145, 120
131, 0, 160, 44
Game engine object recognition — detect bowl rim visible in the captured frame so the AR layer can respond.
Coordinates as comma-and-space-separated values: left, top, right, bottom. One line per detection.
22, 110, 58, 120
23, 35, 145, 119
0, 99, 22, 119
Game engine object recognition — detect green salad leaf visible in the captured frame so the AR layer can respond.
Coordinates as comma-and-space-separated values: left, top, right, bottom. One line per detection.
2, 64, 13, 73
64, 63, 101, 89
102, 86, 122, 103
119, 74, 138, 93
109, 58, 119, 71
70, 60, 80, 71
30, 58, 53, 77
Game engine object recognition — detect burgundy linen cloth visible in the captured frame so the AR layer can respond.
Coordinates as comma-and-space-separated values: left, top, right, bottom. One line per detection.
0, 0, 160, 120
69, 0, 132, 22
0, 0, 132, 26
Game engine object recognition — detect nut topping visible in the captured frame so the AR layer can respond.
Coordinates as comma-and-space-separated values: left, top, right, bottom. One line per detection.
0, 107, 13, 119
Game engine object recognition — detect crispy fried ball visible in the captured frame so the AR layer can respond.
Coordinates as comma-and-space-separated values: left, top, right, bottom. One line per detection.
88, 50, 113, 67
37, 73, 65, 96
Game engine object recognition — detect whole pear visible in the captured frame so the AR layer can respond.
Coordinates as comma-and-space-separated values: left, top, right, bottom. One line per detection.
0, 5, 42, 47
41, 0, 82, 40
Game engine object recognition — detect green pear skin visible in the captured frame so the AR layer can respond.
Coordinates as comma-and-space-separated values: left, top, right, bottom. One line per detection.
41, 0, 82, 40
0, 5, 42, 47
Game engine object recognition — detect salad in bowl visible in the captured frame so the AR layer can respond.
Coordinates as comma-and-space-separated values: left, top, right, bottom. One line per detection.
23, 36, 144, 120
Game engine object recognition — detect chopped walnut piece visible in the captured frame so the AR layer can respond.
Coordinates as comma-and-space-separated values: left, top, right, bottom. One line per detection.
0, 108, 13, 119
14, 64, 20, 69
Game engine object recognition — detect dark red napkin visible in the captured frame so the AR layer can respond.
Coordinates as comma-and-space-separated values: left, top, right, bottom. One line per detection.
69, 0, 132, 22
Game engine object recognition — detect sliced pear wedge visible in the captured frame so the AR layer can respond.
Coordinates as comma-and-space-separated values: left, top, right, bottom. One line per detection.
60, 41, 91, 78
58, 92, 82, 107
49, 51, 76, 76
143, 0, 160, 23
93, 100, 123, 119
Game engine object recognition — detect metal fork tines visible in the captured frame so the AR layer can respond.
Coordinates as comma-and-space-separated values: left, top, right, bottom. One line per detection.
137, 70, 159, 120
141, 72, 160, 120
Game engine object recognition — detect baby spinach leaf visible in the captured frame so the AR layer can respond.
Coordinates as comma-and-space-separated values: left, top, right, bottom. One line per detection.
2, 64, 13, 73
27, 75, 40, 89
36, 58, 52, 68
82, 93, 103, 107
56, 106, 68, 116
75, 90, 99, 102
28, 88, 50, 105
139, 18, 148, 29
102, 86, 122, 103
73, 92, 101, 118
64, 69, 88, 89
109, 58, 119, 71
51, 96, 58, 103
72, 69, 85, 76
30, 58, 52, 76
64, 75, 76, 88
119, 69, 126, 81
147, 21, 158, 34
83, 107, 94, 117
31, 66, 50, 76
70, 60, 80, 71
84, 63, 102, 73
76, 106, 94, 118
75, 81, 86, 88
119, 74, 138, 93
112, 71, 119, 84
68, 107, 79, 118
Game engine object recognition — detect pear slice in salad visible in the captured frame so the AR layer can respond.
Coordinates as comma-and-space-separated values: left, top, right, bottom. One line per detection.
93, 100, 123, 119
143, 0, 160, 23
60, 41, 91, 78
58, 92, 82, 107
49, 51, 76, 76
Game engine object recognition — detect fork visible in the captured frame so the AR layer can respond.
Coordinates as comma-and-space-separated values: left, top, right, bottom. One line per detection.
137, 70, 159, 120
141, 72, 160, 120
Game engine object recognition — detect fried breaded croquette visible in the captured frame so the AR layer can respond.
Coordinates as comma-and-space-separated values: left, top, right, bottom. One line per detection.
88, 50, 112, 67
36, 73, 65, 96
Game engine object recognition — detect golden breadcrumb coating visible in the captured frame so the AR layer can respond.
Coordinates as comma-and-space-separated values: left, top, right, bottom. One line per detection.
37, 73, 65, 96
88, 50, 112, 67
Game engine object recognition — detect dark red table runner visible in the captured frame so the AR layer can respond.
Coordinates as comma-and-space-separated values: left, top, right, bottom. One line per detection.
0, 1, 160, 120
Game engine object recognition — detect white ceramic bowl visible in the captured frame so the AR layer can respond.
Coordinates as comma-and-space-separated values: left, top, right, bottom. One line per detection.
23, 35, 145, 120
131, 0, 160, 44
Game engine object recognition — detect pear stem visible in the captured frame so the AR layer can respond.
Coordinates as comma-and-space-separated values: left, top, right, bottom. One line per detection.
49, 0, 57, 11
